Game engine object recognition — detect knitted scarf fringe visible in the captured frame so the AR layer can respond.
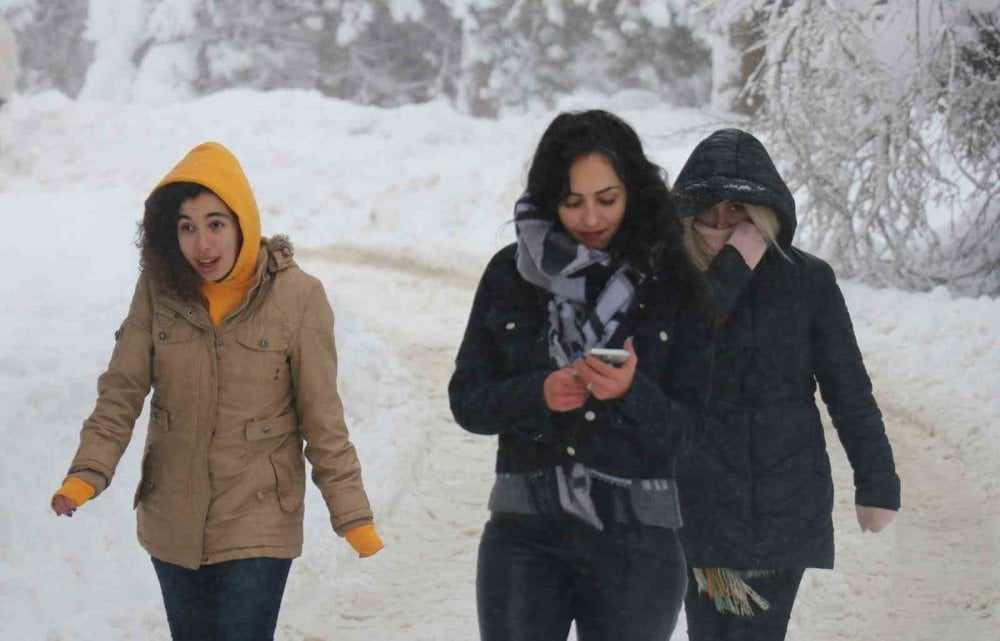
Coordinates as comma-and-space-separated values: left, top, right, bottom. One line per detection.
692, 567, 776, 617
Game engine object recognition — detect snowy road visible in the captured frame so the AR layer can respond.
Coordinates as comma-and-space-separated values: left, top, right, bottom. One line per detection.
277, 245, 997, 641
2, 92, 996, 641
281, 246, 494, 640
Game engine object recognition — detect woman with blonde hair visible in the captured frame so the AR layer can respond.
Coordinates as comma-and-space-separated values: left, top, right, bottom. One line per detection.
51, 142, 383, 641
672, 129, 901, 640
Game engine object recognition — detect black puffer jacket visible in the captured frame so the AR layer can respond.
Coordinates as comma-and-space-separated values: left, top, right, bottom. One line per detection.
673, 129, 901, 570
449, 244, 711, 482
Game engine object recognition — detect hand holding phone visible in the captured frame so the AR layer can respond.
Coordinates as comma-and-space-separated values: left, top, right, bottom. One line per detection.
586, 347, 630, 366
573, 339, 637, 402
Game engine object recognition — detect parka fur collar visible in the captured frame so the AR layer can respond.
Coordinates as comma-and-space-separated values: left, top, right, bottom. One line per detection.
265, 234, 295, 272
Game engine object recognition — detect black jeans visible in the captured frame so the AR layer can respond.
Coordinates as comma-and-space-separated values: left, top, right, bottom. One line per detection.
151, 556, 293, 641
477, 513, 687, 641
683, 568, 805, 641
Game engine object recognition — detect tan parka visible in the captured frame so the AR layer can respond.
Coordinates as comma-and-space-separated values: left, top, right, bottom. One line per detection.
64, 144, 373, 569
67, 238, 373, 569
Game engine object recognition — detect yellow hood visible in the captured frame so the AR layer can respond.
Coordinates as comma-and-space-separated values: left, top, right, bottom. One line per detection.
155, 141, 261, 325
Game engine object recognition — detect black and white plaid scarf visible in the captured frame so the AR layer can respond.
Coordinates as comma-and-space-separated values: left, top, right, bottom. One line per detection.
514, 192, 640, 368
506, 193, 662, 531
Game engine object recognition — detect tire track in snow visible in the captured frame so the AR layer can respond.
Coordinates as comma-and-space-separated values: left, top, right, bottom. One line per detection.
793, 401, 998, 641
281, 246, 493, 640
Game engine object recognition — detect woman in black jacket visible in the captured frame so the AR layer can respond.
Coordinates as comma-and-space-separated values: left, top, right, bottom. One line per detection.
672, 128, 901, 640
449, 110, 711, 641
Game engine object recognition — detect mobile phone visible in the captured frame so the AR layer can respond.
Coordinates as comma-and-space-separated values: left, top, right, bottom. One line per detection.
586, 348, 630, 366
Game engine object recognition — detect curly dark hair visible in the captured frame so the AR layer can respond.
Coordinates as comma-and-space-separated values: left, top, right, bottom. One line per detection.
526, 110, 704, 302
137, 181, 213, 300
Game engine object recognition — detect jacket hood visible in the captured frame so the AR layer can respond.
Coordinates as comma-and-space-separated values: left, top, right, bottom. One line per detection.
153, 141, 262, 287
153, 142, 261, 325
673, 129, 797, 248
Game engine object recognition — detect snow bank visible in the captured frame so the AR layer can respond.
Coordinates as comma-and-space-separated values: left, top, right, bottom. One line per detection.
842, 282, 999, 503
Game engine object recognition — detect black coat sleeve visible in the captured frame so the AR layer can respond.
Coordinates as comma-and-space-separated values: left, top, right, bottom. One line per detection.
606, 279, 714, 456
448, 260, 553, 438
809, 260, 901, 510
705, 245, 755, 317
606, 369, 702, 455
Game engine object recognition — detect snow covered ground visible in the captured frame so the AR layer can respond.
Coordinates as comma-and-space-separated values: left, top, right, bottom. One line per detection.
0, 90, 997, 640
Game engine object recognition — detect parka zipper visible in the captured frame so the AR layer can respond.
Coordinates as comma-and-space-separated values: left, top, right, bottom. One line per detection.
217, 273, 268, 330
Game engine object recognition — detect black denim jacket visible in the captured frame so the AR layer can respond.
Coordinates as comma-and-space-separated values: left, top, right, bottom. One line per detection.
449, 244, 715, 482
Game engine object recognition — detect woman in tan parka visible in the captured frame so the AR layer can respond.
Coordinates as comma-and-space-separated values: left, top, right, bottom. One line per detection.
50, 142, 383, 641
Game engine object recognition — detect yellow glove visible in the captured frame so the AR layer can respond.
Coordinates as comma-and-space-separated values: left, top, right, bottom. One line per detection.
345, 523, 384, 558
51, 477, 97, 513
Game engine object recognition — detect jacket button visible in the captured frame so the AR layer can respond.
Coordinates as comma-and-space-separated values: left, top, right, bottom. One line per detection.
262, 424, 271, 433
256, 491, 265, 500
158, 331, 167, 340
186, 308, 194, 315
584, 411, 596, 422
505, 321, 516, 330
216, 339, 224, 348
566, 446, 576, 456
259, 339, 268, 348
639, 302, 646, 309
151, 411, 159, 421
659, 331, 668, 342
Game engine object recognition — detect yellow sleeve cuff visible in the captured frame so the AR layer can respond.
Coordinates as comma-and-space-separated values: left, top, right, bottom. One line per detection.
53, 477, 97, 509
344, 523, 384, 558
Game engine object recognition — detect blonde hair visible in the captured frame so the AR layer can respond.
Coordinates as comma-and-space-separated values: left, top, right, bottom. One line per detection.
682, 203, 787, 271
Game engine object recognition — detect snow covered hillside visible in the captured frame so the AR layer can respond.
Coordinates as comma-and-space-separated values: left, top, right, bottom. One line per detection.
0, 90, 997, 640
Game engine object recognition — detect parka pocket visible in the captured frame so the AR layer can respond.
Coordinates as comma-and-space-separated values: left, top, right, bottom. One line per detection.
149, 403, 170, 433
234, 324, 290, 355
152, 312, 199, 344
233, 324, 292, 389
270, 450, 305, 513
133, 446, 156, 509
245, 412, 299, 442
151, 312, 202, 386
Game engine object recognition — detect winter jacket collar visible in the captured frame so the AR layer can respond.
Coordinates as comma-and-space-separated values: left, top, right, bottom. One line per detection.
154, 235, 296, 327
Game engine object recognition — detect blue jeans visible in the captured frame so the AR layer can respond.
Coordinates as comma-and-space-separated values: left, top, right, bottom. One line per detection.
151, 556, 293, 641
477, 513, 687, 641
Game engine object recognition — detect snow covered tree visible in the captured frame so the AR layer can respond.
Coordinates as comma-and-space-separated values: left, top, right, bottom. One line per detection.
681, 0, 768, 114
456, 0, 711, 117
134, 0, 461, 107
150, 0, 711, 115
934, 9, 1000, 295
695, 0, 1000, 296
4, 1, 715, 117
0, 16, 18, 102
1, 0, 92, 97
